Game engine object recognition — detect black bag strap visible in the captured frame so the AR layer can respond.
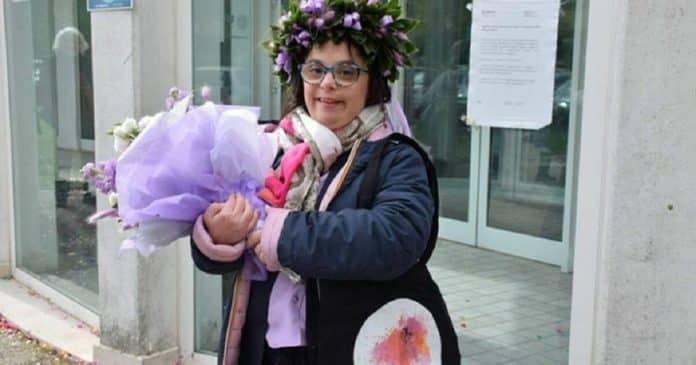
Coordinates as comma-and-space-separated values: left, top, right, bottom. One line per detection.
357, 133, 440, 266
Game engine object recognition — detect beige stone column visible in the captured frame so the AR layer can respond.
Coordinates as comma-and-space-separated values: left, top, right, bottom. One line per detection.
91, 1, 180, 363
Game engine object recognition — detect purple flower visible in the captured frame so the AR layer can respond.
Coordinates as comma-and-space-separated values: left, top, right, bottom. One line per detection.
380, 15, 393, 27
396, 31, 409, 41
307, 17, 325, 29
275, 47, 291, 74
82, 159, 117, 195
300, 0, 324, 14
81, 162, 96, 181
102, 159, 117, 191
93, 159, 117, 194
343, 12, 362, 31
393, 52, 404, 66
323, 10, 335, 21
292, 30, 312, 47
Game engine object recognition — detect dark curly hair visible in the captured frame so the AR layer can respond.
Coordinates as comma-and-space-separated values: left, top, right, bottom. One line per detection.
282, 39, 391, 116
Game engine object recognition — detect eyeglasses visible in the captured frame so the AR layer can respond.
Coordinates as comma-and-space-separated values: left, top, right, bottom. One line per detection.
299, 61, 369, 87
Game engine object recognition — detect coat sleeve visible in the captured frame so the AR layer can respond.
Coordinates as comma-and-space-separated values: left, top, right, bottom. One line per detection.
190, 238, 243, 274
189, 215, 247, 274
276, 144, 434, 281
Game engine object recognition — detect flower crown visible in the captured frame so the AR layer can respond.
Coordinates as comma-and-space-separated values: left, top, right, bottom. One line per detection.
265, 0, 418, 85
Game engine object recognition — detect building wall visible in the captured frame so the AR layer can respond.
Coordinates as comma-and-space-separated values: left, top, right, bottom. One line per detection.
91, 2, 179, 362
591, 1, 696, 363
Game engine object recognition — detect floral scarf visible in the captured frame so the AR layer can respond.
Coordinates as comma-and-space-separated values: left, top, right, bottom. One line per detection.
260, 104, 386, 212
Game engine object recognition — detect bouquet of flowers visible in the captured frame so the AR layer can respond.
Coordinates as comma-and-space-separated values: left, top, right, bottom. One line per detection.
81, 87, 276, 255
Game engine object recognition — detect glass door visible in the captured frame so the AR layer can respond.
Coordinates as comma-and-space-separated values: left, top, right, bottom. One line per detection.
403, 0, 478, 244
404, 0, 580, 267
475, 0, 578, 267
188, 0, 280, 360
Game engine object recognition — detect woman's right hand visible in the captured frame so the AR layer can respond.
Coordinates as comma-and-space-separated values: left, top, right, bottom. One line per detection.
203, 193, 259, 245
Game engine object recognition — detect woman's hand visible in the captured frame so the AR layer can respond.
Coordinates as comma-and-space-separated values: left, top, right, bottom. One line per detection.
246, 230, 261, 249
247, 229, 281, 272
203, 193, 258, 245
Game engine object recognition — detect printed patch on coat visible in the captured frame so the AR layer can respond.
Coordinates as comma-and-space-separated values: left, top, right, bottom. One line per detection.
353, 298, 441, 365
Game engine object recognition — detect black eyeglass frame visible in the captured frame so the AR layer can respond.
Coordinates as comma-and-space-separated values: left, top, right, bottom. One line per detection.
298, 61, 370, 87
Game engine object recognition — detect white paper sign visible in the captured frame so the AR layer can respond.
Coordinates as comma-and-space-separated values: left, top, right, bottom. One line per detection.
467, 0, 561, 129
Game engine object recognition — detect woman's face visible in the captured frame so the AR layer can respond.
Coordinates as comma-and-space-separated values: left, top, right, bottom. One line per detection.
303, 41, 369, 130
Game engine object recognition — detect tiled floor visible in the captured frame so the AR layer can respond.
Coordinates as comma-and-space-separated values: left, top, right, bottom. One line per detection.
428, 240, 572, 365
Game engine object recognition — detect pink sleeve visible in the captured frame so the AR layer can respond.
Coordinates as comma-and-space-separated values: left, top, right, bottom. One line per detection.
192, 215, 246, 262
258, 207, 291, 272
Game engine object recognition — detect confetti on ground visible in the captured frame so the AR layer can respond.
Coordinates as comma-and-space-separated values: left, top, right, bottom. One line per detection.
0, 313, 92, 364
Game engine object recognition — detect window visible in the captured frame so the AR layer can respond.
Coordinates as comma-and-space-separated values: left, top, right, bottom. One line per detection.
4, 0, 98, 310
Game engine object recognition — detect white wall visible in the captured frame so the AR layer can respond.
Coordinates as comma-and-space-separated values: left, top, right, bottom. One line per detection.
572, 0, 696, 363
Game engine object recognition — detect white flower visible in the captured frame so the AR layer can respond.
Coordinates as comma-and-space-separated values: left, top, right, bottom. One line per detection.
108, 192, 119, 208
278, 11, 290, 25
137, 115, 154, 130
114, 135, 130, 153
121, 117, 138, 132
112, 124, 129, 139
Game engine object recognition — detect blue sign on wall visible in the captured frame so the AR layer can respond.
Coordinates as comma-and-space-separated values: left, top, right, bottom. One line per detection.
87, 0, 133, 11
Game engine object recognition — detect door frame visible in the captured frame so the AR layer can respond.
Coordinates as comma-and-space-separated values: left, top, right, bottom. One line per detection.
0, 0, 15, 279
437, 124, 480, 245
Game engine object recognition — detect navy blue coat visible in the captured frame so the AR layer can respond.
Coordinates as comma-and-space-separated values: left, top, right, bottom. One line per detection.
191, 137, 436, 364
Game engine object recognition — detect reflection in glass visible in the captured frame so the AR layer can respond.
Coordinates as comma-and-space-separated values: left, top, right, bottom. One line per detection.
191, 0, 262, 355
194, 270, 235, 354
486, 1, 577, 241
193, 0, 253, 105
487, 123, 567, 240
4, 0, 98, 310
404, 0, 472, 222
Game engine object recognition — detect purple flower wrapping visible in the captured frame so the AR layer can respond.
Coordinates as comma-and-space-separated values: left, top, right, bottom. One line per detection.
115, 98, 275, 254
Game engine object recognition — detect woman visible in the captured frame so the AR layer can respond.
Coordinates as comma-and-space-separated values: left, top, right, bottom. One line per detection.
191, 1, 460, 364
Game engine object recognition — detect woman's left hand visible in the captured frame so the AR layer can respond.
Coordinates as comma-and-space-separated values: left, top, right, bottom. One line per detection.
246, 230, 261, 249
247, 229, 281, 272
